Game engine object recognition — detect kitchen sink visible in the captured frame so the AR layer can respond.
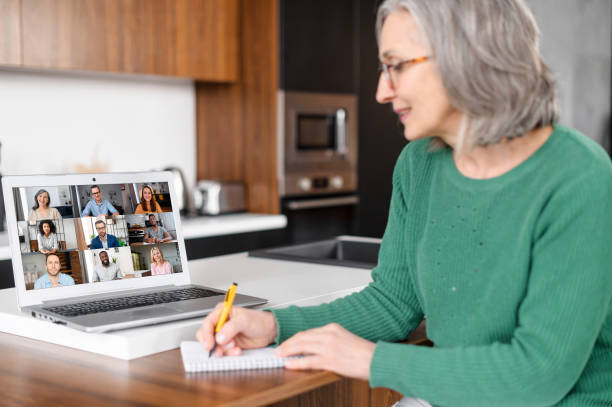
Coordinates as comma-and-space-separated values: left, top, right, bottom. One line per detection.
248, 236, 381, 269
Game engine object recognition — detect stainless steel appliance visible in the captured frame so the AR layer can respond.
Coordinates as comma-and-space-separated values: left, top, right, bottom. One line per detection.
194, 180, 246, 215
278, 91, 358, 197
163, 167, 194, 216
128, 229, 144, 244
277, 91, 359, 244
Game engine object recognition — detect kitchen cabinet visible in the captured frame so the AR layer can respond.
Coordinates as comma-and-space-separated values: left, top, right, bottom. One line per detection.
196, 0, 279, 214
355, 0, 408, 238
18, 0, 238, 81
280, 0, 356, 93
184, 228, 286, 260
0, 0, 21, 66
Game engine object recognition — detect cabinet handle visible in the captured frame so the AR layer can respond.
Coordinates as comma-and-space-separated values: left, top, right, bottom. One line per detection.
335, 108, 347, 154
285, 195, 359, 210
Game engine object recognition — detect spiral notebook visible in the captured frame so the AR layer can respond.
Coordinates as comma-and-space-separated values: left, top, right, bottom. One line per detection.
180, 341, 294, 373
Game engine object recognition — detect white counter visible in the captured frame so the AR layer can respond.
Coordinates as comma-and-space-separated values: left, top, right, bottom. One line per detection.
0, 252, 373, 359
0, 213, 287, 261
181, 213, 286, 240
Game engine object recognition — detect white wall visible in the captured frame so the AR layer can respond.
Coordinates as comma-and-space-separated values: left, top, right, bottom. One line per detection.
64, 219, 79, 250
527, 0, 611, 149
0, 69, 197, 189
21, 253, 47, 281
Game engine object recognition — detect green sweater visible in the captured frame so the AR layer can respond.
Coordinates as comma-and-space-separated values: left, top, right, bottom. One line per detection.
272, 125, 612, 406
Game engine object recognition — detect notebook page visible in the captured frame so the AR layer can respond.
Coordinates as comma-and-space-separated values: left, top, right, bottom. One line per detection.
180, 341, 292, 372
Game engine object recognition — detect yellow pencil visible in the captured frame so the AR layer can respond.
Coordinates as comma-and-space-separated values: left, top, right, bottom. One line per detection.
209, 282, 238, 357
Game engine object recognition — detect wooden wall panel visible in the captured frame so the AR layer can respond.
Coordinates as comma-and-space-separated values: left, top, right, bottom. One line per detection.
240, 0, 280, 214
195, 0, 279, 214
0, 0, 22, 65
20, 0, 238, 81
196, 83, 244, 181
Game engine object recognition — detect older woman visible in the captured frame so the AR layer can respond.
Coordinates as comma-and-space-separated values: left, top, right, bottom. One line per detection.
28, 189, 62, 222
134, 185, 162, 214
197, 1, 612, 405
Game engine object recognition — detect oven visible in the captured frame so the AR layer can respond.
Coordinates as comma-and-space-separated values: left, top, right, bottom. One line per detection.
278, 91, 358, 197
278, 91, 359, 243
281, 195, 359, 244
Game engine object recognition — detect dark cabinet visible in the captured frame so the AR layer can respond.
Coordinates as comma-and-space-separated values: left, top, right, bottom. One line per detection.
279, 0, 357, 93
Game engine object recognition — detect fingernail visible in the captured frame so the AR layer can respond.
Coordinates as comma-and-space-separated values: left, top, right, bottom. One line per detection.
223, 341, 235, 350
216, 333, 225, 344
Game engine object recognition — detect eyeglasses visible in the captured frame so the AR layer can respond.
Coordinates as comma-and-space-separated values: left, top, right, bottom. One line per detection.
379, 56, 430, 89
92, 191, 101, 195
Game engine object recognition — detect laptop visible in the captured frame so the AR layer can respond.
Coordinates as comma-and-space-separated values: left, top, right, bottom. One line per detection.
2, 171, 267, 333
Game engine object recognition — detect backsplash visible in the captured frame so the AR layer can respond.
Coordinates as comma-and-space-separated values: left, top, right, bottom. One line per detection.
0, 69, 197, 189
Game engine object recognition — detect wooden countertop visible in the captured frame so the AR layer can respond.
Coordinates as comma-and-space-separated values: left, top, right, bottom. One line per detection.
0, 322, 427, 406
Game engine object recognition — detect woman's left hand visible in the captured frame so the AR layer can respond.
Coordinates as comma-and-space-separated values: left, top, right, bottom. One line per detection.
274, 323, 376, 381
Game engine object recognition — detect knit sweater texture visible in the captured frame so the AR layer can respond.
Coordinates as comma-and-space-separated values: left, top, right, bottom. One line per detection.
272, 125, 612, 406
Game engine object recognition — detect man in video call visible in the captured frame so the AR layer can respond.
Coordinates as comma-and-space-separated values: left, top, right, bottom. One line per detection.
92, 250, 122, 282
81, 185, 119, 218
34, 253, 75, 289
144, 214, 172, 244
90, 220, 120, 249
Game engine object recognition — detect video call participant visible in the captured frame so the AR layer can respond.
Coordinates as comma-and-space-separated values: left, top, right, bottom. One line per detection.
28, 189, 63, 222
134, 185, 162, 214
34, 253, 75, 289
81, 185, 119, 218
144, 214, 172, 244
90, 220, 120, 249
92, 250, 122, 282
37, 219, 59, 254
150, 246, 172, 275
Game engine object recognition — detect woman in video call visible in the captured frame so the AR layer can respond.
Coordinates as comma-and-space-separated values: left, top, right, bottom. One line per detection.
134, 185, 162, 214
28, 189, 63, 223
150, 246, 172, 276
37, 220, 59, 254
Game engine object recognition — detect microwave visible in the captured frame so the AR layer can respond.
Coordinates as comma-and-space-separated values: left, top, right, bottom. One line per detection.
278, 91, 358, 197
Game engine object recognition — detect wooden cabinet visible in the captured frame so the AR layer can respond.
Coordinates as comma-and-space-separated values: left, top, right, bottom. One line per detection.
15, 0, 238, 81
196, 0, 280, 214
0, 0, 21, 65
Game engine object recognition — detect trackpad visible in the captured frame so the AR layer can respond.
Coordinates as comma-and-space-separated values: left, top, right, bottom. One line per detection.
128, 307, 175, 319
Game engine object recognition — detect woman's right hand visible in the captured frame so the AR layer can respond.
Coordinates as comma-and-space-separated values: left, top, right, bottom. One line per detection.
196, 305, 278, 356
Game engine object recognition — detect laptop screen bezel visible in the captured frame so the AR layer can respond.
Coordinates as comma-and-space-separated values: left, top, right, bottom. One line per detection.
2, 171, 192, 308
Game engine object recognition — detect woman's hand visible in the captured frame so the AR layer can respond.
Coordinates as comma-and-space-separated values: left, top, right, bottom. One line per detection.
275, 323, 376, 381
196, 305, 278, 357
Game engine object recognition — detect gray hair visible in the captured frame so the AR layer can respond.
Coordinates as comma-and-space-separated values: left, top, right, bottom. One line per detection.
376, 0, 559, 147
32, 189, 50, 210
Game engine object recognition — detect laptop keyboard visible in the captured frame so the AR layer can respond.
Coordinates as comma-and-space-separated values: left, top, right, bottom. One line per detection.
43, 287, 222, 317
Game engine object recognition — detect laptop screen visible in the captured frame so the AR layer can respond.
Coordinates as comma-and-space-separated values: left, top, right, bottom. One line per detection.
10, 182, 184, 291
